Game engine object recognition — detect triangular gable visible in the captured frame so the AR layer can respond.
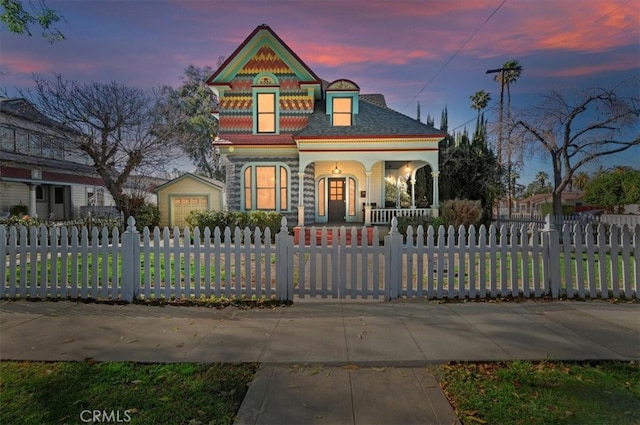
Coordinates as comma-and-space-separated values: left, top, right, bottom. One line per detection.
154, 173, 224, 193
207, 25, 321, 92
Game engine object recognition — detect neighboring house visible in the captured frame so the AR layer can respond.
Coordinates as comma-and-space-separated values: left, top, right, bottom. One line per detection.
514, 191, 585, 216
155, 173, 225, 228
208, 25, 445, 226
0, 98, 115, 220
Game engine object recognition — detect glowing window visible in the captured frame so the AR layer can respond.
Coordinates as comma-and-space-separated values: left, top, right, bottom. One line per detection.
257, 93, 276, 133
332, 98, 352, 126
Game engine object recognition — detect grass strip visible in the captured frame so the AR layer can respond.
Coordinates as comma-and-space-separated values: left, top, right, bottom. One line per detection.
435, 360, 640, 425
0, 361, 257, 425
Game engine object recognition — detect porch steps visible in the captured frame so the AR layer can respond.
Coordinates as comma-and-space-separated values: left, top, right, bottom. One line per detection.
293, 226, 376, 246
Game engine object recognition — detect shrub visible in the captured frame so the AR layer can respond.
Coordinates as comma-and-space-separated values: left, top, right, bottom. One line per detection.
134, 204, 160, 230
2, 214, 40, 228
440, 199, 482, 229
185, 210, 283, 241
396, 215, 444, 243
9, 204, 28, 217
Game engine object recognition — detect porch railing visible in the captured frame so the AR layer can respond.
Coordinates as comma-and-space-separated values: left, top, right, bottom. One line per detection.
369, 207, 433, 225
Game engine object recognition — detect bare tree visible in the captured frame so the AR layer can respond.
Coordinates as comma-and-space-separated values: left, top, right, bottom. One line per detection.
512, 80, 640, 215
27, 74, 185, 217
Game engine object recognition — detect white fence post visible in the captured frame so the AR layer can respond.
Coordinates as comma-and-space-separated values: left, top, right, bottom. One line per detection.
384, 217, 403, 300
121, 217, 140, 302
275, 217, 293, 301
542, 214, 561, 298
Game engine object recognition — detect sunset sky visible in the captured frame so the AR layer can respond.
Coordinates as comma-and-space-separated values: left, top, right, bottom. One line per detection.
1, 0, 638, 183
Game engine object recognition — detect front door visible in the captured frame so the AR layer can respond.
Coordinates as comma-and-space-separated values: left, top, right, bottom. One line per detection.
328, 178, 346, 222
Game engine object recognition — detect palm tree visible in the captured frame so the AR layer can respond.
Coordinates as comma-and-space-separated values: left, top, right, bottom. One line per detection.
496, 60, 522, 113
535, 171, 549, 189
493, 60, 522, 165
573, 172, 589, 191
470, 90, 491, 120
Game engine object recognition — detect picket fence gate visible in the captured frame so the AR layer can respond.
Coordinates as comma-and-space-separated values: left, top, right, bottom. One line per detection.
1, 216, 638, 302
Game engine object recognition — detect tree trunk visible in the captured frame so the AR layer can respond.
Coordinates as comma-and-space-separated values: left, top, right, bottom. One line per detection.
551, 152, 563, 215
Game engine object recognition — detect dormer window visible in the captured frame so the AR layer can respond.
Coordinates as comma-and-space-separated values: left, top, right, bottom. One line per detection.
326, 79, 360, 127
332, 98, 352, 126
253, 73, 280, 134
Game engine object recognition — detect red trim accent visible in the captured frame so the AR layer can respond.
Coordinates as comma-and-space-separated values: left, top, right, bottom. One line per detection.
296, 134, 443, 140
298, 148, 439, 152
1, 166, 105, 186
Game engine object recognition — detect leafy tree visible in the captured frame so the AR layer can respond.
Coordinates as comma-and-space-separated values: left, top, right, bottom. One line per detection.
26, 74, 188, 218
513, 81, 640, 214
1, 0, 64, 42
438, 130, 502, 225
584, 167, 640, 213
165, 65, 223, 180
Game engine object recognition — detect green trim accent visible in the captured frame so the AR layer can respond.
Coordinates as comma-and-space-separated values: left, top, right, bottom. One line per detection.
215, 33, 317, 84
326, 93, 359, 126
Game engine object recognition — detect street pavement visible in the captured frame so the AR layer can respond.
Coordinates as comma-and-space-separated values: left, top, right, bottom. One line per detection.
1, 299, 638, 424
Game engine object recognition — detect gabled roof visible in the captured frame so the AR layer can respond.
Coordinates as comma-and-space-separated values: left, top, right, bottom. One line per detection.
206, 24, 321, 87
0, 98, 72, 131
296, 97, 445, 139
154, 172, 225, 192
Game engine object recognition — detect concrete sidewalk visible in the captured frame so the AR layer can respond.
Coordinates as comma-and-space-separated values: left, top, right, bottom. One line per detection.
1, 299, 639, 424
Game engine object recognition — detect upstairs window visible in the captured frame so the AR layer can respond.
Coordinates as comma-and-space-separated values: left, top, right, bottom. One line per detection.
332, 98, 352, 126
257, 93, 276, 133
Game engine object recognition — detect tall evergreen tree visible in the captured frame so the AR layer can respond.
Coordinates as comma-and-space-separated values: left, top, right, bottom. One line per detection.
440, 106, 448, 132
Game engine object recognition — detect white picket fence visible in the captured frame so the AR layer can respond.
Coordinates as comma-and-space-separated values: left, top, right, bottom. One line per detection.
1, 216, 638, 302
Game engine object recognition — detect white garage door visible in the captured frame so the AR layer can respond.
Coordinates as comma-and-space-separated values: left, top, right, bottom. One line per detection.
171, 196, 208, 227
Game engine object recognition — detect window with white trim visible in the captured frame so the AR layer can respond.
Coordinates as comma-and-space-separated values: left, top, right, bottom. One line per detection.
243, 163, 289, 211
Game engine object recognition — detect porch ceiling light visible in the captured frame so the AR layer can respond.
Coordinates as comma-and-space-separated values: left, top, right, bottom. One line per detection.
332, 162, 342, 174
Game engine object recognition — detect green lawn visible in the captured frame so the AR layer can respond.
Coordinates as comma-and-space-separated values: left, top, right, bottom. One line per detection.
2, 360, 637, 424
435, 360, 640, 425
0, 361, 257, 425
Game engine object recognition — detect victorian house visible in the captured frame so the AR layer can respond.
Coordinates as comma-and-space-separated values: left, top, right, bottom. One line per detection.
208, 25, 444, 227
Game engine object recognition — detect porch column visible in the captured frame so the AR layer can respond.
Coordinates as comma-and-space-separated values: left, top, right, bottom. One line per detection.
409, 176, 416, 208
28, 184, 37, 218
431, 171, 440, 217
364, 171, 371, 225
297, 172, 305, 226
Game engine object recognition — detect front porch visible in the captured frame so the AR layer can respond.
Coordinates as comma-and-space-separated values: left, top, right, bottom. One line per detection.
292, 205, 434, 245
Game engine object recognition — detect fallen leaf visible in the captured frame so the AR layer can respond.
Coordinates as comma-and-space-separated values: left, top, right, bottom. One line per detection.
342, 365, 359, 371
127, 339, 138, 344
372, 367, 386, 372
176, 342, 184, 348
63, 338, 74, 344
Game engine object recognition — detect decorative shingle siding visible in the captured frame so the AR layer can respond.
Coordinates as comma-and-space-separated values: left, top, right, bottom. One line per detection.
302, 163, 315, 224
219, 44, 314, 135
